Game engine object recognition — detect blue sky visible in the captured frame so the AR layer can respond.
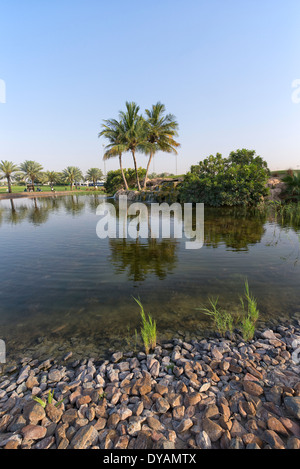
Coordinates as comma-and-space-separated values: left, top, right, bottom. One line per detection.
0, 0, 299, 176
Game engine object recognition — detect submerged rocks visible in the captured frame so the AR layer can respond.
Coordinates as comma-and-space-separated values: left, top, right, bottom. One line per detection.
0, 321, 300, 449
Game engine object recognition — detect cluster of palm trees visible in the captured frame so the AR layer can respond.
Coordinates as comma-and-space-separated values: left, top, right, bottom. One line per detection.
98, 101, 180, 191
0, 160, 104, 192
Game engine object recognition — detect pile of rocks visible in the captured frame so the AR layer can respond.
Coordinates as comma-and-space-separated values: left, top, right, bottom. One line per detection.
0, 321, 300, 450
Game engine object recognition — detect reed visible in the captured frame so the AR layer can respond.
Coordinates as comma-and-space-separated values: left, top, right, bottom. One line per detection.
239, 279, 259, 341
199, 296, 235, 336
133, 296, 157, 354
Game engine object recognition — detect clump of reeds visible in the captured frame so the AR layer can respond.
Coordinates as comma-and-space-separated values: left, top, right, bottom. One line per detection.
199, 296, 234, 337
239, 279, 259, 341
199, 279, 260, 342
133, 296, 157, 354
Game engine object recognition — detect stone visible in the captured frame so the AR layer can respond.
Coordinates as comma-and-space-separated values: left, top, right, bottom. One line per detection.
262, 430, 285, 449
177, 418, 193, 433
287, 437, 300, 450
202, 418, 223, 442
200, 383, 210, 393
134, 431, 152, 449
45, 403, 63, 424
111, 352, 123, 363
267, 417, 289, 436
243, 380, 264, 396
25, 375, 39, 390
147, 416, 164, 431
127, 417, 142, 436
22, 424, 47, 441
48, 369, 63, 382
156, 397, 170, 414
280, 417, 300, 438
114, 435, 130, 449
33, 436, 55, 449
149, 360, 160, 378
284, 396, 300, 419
70, 424, 98, 449
196, 431, 211, 449
118, 404, 132, 421
23, 401, 46, 424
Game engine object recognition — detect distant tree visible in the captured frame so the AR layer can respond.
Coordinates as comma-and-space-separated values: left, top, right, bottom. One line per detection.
0, 160, 20, 193
85, 168, 103, 188
19, 160, 44, 191
62, 166, 83, 190
44, 171, 61, 186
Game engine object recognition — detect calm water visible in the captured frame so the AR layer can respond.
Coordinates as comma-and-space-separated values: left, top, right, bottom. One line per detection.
0, 195, 299, 362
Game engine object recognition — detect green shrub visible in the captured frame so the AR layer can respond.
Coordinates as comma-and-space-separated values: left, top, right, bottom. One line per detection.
104, 167, 146, 194
179, 149, 270, 207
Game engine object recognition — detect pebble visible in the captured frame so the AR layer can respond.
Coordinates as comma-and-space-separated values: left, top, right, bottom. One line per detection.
0, 322, 299, 449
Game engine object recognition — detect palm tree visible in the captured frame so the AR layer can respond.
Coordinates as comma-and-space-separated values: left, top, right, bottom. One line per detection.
98, 119, 129, 190
45, 171, 60, 187
119, 101, 146, 191
85, 168, 103, 189
62, 166, 83, 190
142, 103, 180, 189
19, 160, 44, 191
0, 160, 20, 193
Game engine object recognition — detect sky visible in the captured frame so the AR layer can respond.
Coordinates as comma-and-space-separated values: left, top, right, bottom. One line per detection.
0, 0, 300, 176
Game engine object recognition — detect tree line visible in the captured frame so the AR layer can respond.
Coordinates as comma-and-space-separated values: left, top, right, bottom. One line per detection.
1, 101, 180, 193
0, 161, 103, 192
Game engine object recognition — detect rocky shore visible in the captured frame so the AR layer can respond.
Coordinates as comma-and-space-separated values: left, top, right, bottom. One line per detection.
0, 320, 300, 450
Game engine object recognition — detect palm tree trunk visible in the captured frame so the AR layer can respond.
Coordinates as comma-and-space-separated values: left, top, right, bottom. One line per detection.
32, 177, 35, 191
131, 150, 141, 191
7, 175, 12, 193
143, 152, 154, 189
119, 154, 129, 191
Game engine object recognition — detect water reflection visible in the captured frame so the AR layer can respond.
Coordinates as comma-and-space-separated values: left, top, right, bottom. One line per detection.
109, 238, 178, 281
204, 207, 267, 251
0, 195, 300, 362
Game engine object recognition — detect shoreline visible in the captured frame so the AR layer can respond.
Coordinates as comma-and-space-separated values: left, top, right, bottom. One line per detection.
0, 190, 106, 201
0, 320, 299, 449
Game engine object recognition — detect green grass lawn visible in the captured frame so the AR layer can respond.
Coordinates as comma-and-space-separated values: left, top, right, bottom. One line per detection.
271, 169, 300, 177
0, 185, 105, 194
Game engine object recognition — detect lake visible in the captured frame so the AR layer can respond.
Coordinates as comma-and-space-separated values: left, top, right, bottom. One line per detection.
0, 194, 299, 362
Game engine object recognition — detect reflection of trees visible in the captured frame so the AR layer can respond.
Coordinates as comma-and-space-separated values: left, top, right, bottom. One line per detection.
5, 199, 29, 224
88, 194, 106, 211
109, 238, 178, 281
203, 207, 267, 251
62, 195, 85, 215
27, 198, 50, 225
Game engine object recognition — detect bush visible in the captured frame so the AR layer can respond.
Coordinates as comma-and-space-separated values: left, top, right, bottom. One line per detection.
179, 149, 270, 206
104, 167, 146, 194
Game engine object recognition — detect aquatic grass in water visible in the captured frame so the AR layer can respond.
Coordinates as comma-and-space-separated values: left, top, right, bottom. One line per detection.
199, 279, 259, 341
239, 279, 259, 340
199, 296, 235, 336
133, 296, 157, 354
